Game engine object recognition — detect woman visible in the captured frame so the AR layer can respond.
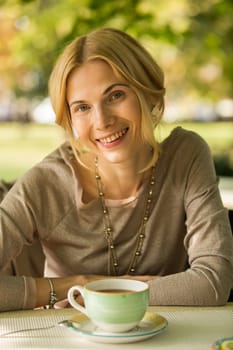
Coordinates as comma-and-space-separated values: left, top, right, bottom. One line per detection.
0, 27, 232, 311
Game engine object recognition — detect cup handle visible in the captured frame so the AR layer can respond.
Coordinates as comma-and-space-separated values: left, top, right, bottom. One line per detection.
67, 285, 88, 316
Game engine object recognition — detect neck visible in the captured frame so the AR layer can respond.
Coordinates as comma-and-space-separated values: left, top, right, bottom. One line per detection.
95, 154, 152, 200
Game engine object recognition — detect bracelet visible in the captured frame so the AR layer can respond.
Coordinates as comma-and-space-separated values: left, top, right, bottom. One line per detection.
47, 278, 58, 309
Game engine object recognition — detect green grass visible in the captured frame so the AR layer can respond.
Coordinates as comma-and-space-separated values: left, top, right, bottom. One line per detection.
0, 121, 232, 181
156, 122, 233, 153
0, 123, 64, 181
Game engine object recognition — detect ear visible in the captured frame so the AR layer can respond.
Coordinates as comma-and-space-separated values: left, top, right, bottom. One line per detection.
151, 105, 160, 115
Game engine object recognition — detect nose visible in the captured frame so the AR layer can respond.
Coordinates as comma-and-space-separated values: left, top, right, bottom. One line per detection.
93, 104, 115, 129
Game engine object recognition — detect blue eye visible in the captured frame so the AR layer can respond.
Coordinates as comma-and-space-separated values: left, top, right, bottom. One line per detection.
77, 104, 90, 112
109, 91, 124, 101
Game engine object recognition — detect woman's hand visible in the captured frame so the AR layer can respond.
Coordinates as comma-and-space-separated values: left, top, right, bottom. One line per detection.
35, 274, 159, 308
122, 275, 160, 282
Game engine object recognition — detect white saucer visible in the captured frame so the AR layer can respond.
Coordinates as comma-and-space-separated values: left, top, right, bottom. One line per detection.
62, 311, 168, 344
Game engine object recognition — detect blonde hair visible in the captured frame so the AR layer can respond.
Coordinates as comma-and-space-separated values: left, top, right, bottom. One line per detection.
49, 27, 165, 170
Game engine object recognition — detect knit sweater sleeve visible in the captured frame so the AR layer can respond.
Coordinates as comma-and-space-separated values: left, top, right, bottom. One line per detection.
0, 168, 45, 311
0, 144, 73, 311
148, 128, 233, 306
0, 276, 37, 311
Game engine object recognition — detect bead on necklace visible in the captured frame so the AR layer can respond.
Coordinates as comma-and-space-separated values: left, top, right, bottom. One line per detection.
95, 157, 156, 275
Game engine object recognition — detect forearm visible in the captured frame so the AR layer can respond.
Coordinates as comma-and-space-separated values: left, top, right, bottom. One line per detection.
34, 274, 109, 308
35, 276, 77, 308
0, 276, 36, 312
148, 261, 232, 306
1, 274, 143, 312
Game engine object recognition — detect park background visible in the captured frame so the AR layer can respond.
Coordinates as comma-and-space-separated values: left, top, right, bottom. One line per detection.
0, 0, 232, 193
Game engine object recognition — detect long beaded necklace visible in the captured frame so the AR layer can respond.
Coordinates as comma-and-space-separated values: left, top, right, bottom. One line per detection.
94, 157, 156, 275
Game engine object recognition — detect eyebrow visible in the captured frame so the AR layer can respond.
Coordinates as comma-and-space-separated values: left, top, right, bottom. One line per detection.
68, 83, 129, 108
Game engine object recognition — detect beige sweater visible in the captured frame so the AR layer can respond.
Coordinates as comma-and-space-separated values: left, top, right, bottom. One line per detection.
0, 127, 232, 311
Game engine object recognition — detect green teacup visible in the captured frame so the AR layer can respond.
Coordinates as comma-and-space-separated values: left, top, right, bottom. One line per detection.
67, 278, 149, 333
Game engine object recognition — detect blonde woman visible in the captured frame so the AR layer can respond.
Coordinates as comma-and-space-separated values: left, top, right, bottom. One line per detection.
0, 28, 232, 311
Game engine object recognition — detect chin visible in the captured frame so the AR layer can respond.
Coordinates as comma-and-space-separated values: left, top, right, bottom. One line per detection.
103, 153, 131, 164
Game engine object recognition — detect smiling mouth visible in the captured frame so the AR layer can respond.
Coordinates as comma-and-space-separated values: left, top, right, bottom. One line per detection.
97, 127, 128, 144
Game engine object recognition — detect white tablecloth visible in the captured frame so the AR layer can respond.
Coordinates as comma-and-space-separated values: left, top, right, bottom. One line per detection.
0, 306, 232, 349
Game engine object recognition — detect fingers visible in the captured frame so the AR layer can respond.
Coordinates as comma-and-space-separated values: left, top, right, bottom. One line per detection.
75, 293, 85, 307
122, 275, 157, 282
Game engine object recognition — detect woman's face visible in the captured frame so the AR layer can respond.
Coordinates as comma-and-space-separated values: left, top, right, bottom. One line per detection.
67, 59, 144, 165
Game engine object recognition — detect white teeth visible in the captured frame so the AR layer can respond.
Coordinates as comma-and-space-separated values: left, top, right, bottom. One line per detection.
100, 128, 127, 144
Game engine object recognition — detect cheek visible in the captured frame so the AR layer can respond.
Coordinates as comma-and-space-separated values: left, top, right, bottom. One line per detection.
126, 96, 141, 121
72, 119, 92, 143
134, 104, 141, 119
72, 119, 84, 136
128, 104, 141, 124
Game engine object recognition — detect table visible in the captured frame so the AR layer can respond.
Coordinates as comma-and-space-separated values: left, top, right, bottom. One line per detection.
0, 304, 232, 350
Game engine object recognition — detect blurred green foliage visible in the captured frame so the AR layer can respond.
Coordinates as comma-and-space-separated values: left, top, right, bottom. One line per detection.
0, 0, 232, 101
0, 1, 232, 180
